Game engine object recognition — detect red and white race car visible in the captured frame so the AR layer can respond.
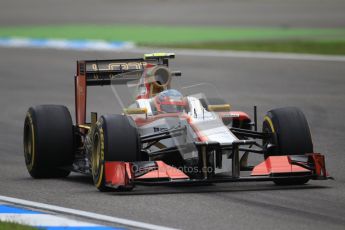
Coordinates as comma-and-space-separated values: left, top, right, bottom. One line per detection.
23, 53, 330, 191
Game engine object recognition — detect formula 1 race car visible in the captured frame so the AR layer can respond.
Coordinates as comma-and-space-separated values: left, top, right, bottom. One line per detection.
23, 53, 330, 191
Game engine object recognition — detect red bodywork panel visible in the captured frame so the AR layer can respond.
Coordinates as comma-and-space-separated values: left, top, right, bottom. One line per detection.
219, 111, 251, 121
218, 111, 251, 126
137, 161, 189, 180
251, 156, 310, 176
105, 161, 189, 188
105, 162, 134, 188
309, 153, 328, 177
75, 61, 87, 125
251, 153, 328, 178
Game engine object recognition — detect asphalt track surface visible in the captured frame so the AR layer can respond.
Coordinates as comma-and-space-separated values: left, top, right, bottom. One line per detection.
1, 1, 345, 230
0, 47, 344, 230
1, 0, 345, 28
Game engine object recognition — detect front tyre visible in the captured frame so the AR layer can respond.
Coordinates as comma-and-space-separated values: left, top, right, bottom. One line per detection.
91, 114, 141, 192
24, 105, 74, 178
262, 107, 313, 185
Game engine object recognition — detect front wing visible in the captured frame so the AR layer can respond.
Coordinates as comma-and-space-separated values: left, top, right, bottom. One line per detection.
103, 153, 330, 189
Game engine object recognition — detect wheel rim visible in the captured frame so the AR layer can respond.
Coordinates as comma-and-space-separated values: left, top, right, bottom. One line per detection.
262, 116, 277, 157
92, 132, 101, 179
24, 116, 35, 170
92, 129, 105, 188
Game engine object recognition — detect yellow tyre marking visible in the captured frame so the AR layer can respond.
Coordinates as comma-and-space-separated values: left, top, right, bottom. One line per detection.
264, 116, 275, 133
26, 113, 35, 171
95, 127, 104, 188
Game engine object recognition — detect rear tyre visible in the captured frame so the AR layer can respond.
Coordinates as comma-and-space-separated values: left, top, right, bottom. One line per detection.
23, 105, 74, 178
91, 114, 141, 192
262, 107, 313, 185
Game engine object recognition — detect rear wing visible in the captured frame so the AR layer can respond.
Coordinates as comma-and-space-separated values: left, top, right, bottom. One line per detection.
77, 53, 175, 86
75, 53, 175, 125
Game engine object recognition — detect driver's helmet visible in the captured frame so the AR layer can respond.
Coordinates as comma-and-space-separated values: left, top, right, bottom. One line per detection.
154, 89, 186, 113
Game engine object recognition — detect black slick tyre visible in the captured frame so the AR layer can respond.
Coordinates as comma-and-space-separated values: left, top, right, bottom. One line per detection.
23, 105, 74, 178
262, 107, 313, 185
91, 114, 141, 192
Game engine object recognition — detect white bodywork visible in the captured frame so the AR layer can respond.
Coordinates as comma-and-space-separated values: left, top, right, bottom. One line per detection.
133, 96, 238, 174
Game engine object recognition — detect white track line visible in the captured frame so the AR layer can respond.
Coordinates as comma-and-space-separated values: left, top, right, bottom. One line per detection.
0, 195, 178, 230
0, 37, 134, 50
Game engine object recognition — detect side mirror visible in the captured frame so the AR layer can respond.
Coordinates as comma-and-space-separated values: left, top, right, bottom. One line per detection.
207, 104, 231, 112
123, 108, 147, 115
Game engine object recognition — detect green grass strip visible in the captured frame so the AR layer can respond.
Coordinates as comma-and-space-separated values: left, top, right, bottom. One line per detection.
154, 40, 345, 55
0, 25, 345, 44
1, 25, 345, 54
0, 221, 37, 230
